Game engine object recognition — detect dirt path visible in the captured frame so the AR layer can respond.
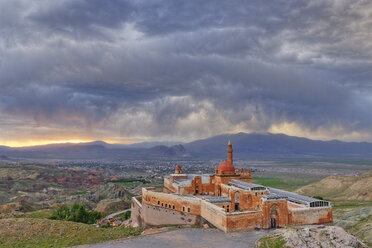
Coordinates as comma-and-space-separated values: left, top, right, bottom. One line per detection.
104, 209, 129, 219
75, 228, 270, 248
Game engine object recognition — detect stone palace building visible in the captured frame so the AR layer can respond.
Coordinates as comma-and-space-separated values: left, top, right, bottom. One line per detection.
131, 141, 333, 232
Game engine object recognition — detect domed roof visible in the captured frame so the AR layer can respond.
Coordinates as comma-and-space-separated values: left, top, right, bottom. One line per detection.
218, 160, 235, 172
175, 164, 182, 170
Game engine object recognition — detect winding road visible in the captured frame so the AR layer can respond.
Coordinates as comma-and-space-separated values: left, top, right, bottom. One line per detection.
104, 209, 130, 220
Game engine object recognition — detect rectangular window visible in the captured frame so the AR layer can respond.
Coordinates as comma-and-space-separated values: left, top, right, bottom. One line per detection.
165, 204, 168, 207
182, 206, 185, 211
188, 207, 190, 212
173, 205, 175, 209
157, 201, 160, 205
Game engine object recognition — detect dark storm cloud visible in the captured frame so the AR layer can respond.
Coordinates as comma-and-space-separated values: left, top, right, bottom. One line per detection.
0, 0, 372, 143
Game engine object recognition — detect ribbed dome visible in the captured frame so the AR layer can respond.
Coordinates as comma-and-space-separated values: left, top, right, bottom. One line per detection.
175, 165, 182, 170
218, 160, 235, 172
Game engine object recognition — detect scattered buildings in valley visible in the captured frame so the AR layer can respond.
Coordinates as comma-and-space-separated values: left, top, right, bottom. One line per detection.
131, 141, 333, 232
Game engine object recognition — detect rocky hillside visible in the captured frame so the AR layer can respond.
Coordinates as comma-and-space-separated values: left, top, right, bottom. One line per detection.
295, 170, 372, 201
258, 225, 367, 248
94, 199, 131, 214
333, 207, 372, 246
294, 170, 372, 246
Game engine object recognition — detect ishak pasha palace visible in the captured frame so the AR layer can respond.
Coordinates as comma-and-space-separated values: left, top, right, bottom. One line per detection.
131, 141, 333, 232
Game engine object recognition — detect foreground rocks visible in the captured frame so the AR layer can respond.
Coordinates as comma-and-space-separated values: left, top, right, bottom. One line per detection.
334, 207, 372, 246
274, 225, 367, 248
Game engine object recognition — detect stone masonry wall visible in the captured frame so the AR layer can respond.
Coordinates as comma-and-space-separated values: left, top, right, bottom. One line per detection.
130, 196, 143, 227
288, 207, 333, 225
142, 203, 200, 226
200, 200, 263, 232
225, 211, 262, 231
200, 200, 228, 232
142, 188, 202, 215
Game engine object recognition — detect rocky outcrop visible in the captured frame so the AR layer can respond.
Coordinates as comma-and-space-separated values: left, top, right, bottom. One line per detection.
274, 225, 367, 248
94, 199, 130, 214
85, 183, 133, 203
334, 207, 372, 246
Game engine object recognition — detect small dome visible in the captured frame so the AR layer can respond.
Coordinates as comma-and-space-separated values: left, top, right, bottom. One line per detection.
175, 164, 182, 170
218, 160, 235, 172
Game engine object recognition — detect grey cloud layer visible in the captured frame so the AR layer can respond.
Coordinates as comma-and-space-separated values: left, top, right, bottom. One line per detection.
0, 0, 372, 142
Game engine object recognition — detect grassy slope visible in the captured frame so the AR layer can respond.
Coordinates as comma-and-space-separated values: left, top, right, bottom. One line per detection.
294, 171, 372, 201
293, 170, 372, 246
257, 235, 288, 248
0, 218, 143, 248
333, 206, 372, 246
252, 177, 309, 191
251, 172, 322, 191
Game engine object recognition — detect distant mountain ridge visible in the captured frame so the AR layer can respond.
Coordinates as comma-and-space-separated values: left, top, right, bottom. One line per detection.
0, 142, 189, 160
184, 132, 372, 158
1, 132, 372, 159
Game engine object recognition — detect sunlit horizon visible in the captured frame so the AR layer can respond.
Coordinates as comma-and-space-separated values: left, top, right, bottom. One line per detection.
0, 140, 103, 148
2, 127, 372, 148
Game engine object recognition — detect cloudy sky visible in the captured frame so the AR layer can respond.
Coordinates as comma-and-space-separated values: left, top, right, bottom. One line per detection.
0, 0, 372, 146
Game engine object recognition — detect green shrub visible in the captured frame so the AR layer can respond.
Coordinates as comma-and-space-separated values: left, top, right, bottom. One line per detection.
258, 235, 288, 248
117, 211, 131, 221
50, 203, 102, 224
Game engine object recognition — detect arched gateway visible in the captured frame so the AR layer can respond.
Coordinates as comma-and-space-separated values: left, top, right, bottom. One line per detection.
269, 205, 279, 228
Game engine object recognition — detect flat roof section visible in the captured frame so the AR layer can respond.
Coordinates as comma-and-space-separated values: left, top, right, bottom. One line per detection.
262, 193, 287, 200
228, 180, 268, 191
203, 196, 231, 204
173, 174, 211, 186
268, 188, 330, 207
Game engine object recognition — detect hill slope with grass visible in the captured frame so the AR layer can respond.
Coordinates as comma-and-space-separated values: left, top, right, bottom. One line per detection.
0, 218, 142, 248
294, 170, 372, 246
295, 170, 372, 201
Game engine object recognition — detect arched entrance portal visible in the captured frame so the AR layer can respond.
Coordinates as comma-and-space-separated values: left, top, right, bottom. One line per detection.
269, 205, 279, 228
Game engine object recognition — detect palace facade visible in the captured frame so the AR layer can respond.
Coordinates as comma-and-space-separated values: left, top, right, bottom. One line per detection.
131, 141, 333, 232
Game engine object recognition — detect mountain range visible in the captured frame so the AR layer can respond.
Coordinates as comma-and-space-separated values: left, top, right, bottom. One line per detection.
1, 132, 372, 160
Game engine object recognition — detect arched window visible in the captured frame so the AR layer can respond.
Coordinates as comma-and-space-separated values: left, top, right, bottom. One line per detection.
248, 194, 252, 203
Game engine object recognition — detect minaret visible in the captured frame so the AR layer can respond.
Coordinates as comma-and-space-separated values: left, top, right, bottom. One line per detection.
227, 140, 233, 164
175, 164, 182, 174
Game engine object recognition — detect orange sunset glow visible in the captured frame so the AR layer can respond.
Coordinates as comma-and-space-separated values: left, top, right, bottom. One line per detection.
0, 140, 96, 148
